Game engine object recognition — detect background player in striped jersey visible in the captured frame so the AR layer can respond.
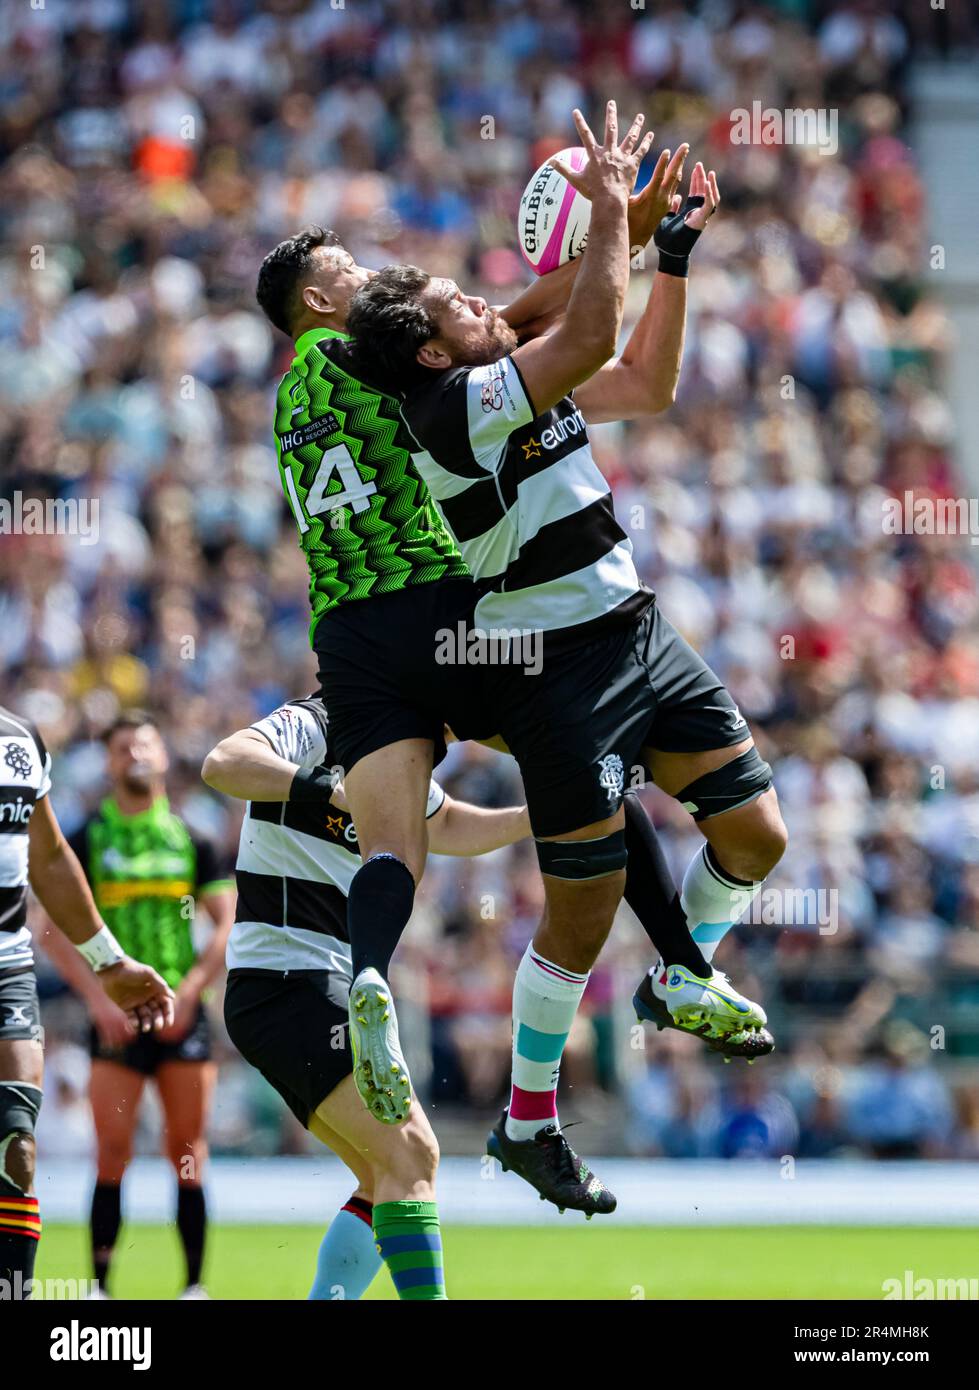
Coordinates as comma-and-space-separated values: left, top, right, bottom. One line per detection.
38, 712, 234, 1299
203, 696, 529, 1300
347, 105, 787, 1214
0, 705, 172, 1300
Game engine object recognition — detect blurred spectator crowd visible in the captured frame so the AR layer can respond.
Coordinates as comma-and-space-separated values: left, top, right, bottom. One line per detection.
3, 0, 979, 1161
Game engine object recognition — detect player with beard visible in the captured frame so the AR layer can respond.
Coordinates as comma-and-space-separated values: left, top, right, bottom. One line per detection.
346, 108, 787, 1215
255, 112, 773, 1215
38, 712, 234, 1298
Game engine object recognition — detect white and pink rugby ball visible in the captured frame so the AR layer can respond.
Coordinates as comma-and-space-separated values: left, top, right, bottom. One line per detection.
517, 146, 591, 275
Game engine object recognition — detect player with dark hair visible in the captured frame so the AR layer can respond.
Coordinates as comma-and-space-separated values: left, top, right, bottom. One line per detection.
0, 705, 172, 1301
346, 108, 787, 1213
38, 712, 234, 1299
255, 112, 774, 1221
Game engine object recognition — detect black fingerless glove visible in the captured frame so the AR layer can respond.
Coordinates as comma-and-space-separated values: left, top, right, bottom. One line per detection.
289, 765, 337, 804
654, 194, 705, 278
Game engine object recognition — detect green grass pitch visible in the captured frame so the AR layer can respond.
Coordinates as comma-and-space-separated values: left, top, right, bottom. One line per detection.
36, 1223, 978, 1300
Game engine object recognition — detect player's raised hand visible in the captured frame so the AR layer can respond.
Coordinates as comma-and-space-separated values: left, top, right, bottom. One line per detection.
98, 957, 175, 1033
549, 101, 656, 208
680, 161, 721, 231
627, 143, 689, 249
652, 160, 720, 278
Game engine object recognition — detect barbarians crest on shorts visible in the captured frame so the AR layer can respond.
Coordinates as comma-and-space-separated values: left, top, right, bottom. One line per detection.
3, 742, 31, 781
597, 753, 624, 803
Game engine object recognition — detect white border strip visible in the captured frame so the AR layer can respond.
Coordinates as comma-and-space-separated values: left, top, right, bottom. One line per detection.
34, 1157, 979, 1227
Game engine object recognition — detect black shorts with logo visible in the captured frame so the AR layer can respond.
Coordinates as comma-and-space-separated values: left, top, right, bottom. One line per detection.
313, 577, 495, 777
89, 1002, 212, 1075
0, 968, 42, 1043
488, 599, 749, 838
223, 968, 352, 1128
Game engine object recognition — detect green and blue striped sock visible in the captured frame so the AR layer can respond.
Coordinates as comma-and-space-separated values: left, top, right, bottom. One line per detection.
373, 1199, 446, 1301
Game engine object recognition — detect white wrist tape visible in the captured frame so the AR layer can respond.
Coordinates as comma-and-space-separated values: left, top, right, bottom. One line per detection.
77, 925, 125, 973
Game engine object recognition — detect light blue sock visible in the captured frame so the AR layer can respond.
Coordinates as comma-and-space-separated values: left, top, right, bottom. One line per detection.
308, 1202, 383, 1301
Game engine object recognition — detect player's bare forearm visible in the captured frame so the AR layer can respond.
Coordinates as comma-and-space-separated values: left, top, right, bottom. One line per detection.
512, 196, 630, 411
565, 196, 630, 351
32, 913, 105, 1006
202, 729, 298, 801
576, 270, 687, 423
428, 800, 530, 856
185, 890, 235, 992
499, 259, 580, 341
27, 799, 105, 947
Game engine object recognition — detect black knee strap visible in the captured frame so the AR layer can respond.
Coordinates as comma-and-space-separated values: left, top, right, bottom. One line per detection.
675, 748, 773, 823
0, 1081, 41, 1140
536, 829, 627, 880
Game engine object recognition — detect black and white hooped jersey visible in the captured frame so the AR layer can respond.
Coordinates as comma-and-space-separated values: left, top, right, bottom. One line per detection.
401, 357, 651, 649
0, 706, 53, 972
227, 698, 445, 974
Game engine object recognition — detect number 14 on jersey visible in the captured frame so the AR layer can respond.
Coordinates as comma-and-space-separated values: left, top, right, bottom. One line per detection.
284, 443, 377, 533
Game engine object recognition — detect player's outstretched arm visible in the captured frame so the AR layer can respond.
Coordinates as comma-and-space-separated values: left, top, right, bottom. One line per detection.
203, 727, 333, 803
427, 796, 530, 857
510, 102, 654, 414
28, 796, 174, 1033
498, 142, 688, 345
576, 163, 720, 424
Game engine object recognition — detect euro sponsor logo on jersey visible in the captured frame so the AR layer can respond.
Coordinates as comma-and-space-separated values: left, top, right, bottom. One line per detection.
540, 406, 586, 451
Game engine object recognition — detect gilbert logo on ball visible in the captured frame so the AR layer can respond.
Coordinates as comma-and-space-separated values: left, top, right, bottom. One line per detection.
518, 147, 590, 276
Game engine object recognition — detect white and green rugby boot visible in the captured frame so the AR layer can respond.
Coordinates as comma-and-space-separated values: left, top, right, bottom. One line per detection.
650, 960, 767, 1037
349, 967, 412, 1125
633, 969, 774, 1061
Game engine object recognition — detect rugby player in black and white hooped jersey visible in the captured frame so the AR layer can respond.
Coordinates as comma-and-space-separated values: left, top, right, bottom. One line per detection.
347, 108, 788, 1215
252, 108, 711, 1173
202, 696, 529, 1302
0, 705, 173, 1301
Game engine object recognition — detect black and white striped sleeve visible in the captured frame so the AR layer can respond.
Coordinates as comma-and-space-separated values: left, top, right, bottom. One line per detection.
405, 358, 535, 477
250, 702, 329, 771
31, 724, 52, 799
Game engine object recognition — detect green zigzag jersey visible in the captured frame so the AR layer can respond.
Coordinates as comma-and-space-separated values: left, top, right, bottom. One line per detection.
274, 326, 469, 641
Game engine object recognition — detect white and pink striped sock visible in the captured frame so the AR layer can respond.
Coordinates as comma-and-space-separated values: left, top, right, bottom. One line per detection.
504, 944, 590, 1142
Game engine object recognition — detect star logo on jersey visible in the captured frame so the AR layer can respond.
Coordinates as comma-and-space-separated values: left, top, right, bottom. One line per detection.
325, 814, 345, 836
3, 742, 31, 780
522, 437, 542, 460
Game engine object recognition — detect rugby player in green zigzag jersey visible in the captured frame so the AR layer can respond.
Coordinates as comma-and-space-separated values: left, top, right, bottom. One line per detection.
258, 229, 580, 642
253, 225, 609, 1287
255, 226, 593, 1123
